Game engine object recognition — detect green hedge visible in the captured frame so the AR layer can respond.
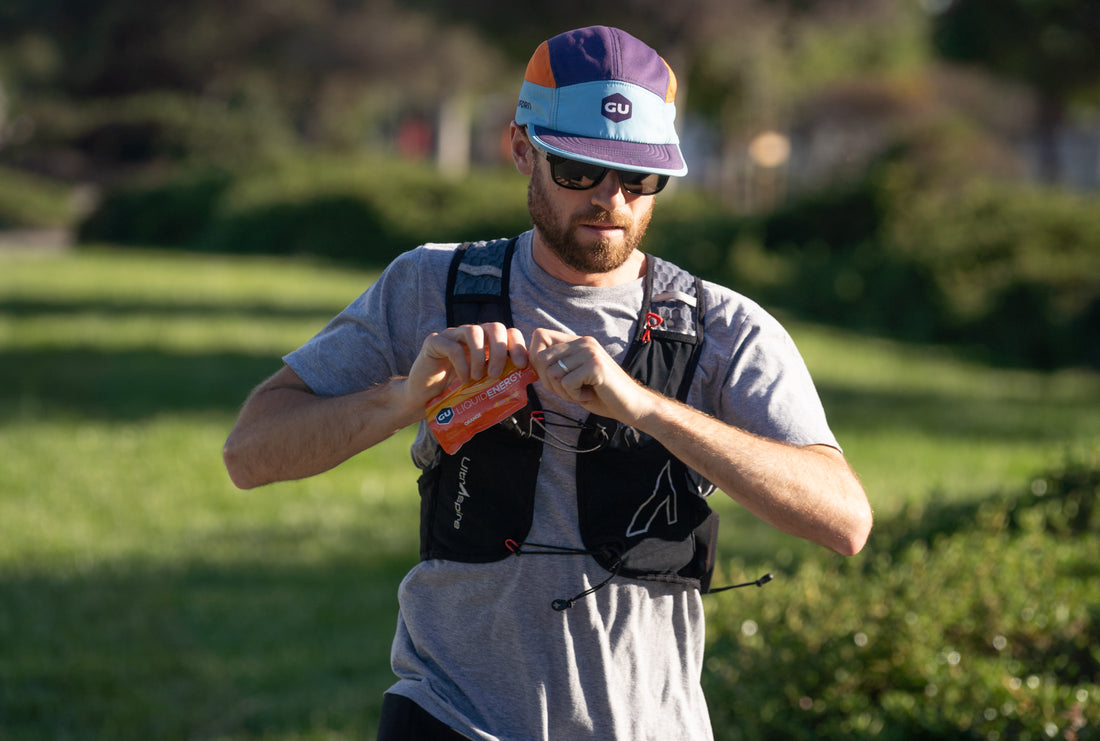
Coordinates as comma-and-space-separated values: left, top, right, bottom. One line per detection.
0, 165, 78, 229
704, 449, 1100, 740
77, 155, 532, 267
76, 169, 233, 247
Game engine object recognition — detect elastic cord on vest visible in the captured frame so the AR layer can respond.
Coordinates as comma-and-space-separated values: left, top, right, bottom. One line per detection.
504, 410, 610, 454
505, 538, 624, 611
708, 573, 775, 592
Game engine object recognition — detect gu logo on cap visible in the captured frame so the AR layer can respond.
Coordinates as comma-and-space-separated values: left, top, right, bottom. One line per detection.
602, 93, 632, 122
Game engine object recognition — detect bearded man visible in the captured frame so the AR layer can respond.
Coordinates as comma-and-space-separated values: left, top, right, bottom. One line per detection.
224, 25, 872, 741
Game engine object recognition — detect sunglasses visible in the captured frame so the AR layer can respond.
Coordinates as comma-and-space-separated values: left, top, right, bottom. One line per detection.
541, 150, 669, 196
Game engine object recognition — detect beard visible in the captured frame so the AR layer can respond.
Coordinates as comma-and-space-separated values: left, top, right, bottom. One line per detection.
527, 170, 653, 274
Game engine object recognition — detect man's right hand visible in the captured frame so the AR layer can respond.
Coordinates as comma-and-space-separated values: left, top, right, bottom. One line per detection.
403, 322, 530, 413
224, 322, 530, 490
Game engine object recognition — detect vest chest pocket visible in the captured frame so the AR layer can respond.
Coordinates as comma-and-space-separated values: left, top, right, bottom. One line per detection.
576, 438, 715, 584
418, 424, 542, 563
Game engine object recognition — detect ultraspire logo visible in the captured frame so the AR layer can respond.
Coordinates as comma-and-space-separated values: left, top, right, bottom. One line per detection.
454, 456, 472, 530
602, 93, 632, 122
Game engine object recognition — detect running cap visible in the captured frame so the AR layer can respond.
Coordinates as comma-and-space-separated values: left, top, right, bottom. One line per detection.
515, 26, 687, 177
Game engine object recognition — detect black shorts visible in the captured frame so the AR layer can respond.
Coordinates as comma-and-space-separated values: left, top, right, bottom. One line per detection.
377, 693, 470, 740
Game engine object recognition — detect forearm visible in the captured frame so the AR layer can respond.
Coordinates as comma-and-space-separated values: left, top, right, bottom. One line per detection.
632, 390, 872, 556
223, 371, 421, 489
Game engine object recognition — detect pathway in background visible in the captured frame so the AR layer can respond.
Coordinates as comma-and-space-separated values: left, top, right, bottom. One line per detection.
0, 228, 72, 253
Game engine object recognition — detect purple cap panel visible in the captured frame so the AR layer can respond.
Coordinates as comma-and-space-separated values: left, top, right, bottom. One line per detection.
547, 26, 673, 100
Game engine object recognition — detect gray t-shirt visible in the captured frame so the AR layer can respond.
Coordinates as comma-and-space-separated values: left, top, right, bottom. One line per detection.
284, 230, 838, 741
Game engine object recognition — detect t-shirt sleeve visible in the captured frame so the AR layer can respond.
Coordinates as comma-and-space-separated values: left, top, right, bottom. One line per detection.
283, 246, 449, 397
697, 286, 839, 451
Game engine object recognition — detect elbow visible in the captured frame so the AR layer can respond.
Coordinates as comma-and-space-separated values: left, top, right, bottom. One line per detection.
835, 505, 874, 557
222, 437, 262, 490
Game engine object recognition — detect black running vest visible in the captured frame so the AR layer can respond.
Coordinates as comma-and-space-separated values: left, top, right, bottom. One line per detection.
416, 238, 721, 593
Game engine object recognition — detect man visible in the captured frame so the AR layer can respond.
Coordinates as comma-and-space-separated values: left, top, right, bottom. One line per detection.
224, 25, 872, 741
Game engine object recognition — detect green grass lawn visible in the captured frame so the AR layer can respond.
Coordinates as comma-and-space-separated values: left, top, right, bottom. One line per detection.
2, 246, 1098, 740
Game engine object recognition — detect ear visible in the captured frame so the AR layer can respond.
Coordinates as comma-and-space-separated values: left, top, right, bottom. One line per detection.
509, 122, 536, 176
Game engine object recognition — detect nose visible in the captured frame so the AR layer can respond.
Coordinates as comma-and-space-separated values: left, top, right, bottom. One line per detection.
590, 171, 630, 210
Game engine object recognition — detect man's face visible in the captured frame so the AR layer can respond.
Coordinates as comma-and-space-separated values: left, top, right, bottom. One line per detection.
527, 152, 655, 275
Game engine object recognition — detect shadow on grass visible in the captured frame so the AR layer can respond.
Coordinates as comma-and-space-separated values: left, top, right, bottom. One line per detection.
0, 543, 417, 741
816, 385, 1096, 443
0, 297, 353, 322
3, 347, 285, 419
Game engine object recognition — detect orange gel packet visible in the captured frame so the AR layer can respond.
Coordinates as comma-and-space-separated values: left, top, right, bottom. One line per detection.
426, 358, 538, 454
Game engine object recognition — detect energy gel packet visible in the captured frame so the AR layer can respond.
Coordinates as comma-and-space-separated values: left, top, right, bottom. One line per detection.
426, 358, 538, 454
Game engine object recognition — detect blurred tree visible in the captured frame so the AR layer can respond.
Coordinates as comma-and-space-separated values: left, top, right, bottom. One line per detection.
931, 0, 1100, 182
0, 0, 507, 174
404, 0, 931, 204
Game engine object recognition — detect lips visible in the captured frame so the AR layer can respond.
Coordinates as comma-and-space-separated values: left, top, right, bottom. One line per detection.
574, 209, 631, 232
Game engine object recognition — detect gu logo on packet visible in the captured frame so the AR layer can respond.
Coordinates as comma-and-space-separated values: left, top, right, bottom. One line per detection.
426, 358, 538, 454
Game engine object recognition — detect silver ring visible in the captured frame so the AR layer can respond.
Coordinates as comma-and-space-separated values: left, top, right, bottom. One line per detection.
557, 359, 570, 372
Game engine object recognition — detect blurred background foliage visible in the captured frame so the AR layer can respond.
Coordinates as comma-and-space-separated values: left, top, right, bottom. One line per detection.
2, 0, 1100, 349
2, 1, 1097, 373
1, 0, 1098, 373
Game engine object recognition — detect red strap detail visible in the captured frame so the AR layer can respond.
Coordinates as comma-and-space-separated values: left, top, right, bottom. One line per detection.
505, 538, 521, 554
641, 312, 663, 343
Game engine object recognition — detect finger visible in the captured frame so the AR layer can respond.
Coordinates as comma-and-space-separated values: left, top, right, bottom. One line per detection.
541, 336, 612, 400
443, 324, 487, 380
506, 327, 530, 369
423, 331, 471, 382
541, 350, 585, 395
482, 322, 511, 378
528, 328, 552, 359
530, 328, 581, 379
530, 327, 572, 355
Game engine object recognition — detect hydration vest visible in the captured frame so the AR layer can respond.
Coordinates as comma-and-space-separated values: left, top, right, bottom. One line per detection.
416, 237, 722, 605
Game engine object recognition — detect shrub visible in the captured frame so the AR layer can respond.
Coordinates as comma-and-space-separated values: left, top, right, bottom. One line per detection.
19, 92, 293, 171
76, 169, 232, 247
882, 169, 1100, 368
704, 449, 1100, 740
0, 165, 78, 229
78, 154, 532, 267
724, 124, 1100, 369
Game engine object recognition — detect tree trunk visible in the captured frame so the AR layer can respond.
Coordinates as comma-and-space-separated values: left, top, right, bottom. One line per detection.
437, 93, 471, 178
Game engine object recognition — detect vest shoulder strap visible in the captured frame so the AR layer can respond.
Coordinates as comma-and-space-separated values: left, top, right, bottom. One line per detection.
619, 255, 706, 403
644, 256, 705, 343
446, 238, 517, 327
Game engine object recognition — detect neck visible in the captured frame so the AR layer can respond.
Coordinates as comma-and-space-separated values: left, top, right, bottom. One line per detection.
530, 230, 647, 287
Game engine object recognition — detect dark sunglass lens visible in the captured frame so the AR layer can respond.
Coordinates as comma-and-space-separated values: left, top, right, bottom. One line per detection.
551, 157, 607, 189
619, 171, 669, 195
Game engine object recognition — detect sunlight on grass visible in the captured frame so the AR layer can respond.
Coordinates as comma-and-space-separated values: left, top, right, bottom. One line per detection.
1, 246, 374, 307
0, 416, 420, 570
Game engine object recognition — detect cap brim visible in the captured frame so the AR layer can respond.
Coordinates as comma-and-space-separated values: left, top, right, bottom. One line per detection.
530, 126, 687, 177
